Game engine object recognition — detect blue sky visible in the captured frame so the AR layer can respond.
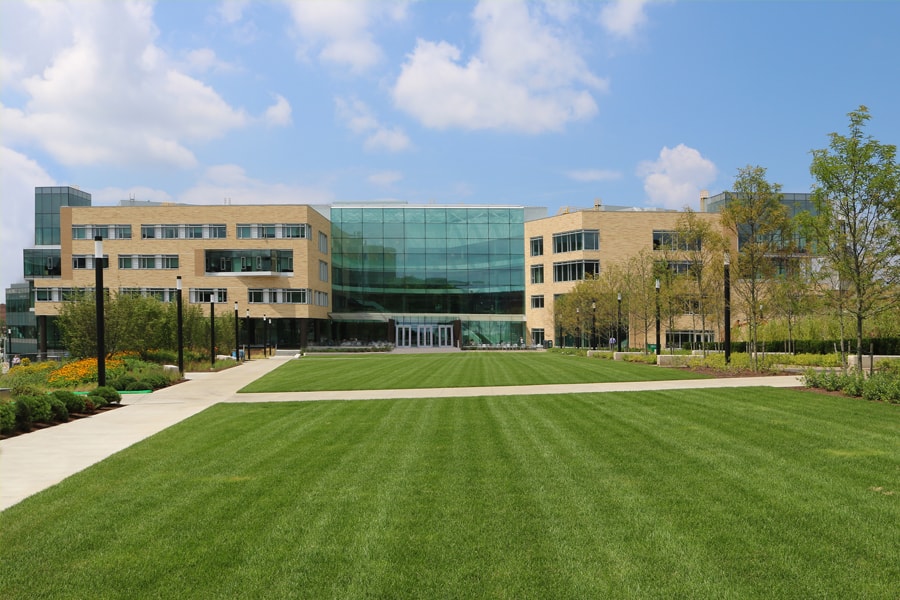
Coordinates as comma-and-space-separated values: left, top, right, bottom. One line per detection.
2, 0, 899, 295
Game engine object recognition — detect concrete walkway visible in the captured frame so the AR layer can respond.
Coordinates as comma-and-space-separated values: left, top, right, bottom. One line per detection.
0, 357, 803, 512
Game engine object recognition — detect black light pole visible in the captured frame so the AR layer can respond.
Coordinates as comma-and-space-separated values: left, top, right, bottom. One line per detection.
94, 236, 106, 386
176, 276, 184, 375
263, 313, 268, 356
617, 292, 622, 352
210, 298, 216, 368
724, 253, 731, 365
234, 301, 240, 361
655, 278, 661, 356
245, 308, 250, 360
591, 301, 596, 350
268, 318, 273, 354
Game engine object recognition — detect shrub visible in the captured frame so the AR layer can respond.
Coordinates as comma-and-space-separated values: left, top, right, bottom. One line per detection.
15, 399, 32, 431
20, 357, 31, 367
15, 394, 53, 429
110, 375, 138, 391
52, 390, 86, 414
862, 373, 900, 404
89, 386, 121, 406
49, 396, 69, 422
126, 381, 152, 391
0, 401, 15, 434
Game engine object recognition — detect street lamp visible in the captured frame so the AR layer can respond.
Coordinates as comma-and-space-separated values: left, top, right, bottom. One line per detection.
6, 327, 11, 368
655, 278, 661, 356
263, 313, 268, 356
176, 276, 184, 375
210, 297, 216, 368
591, 301, 596, 350
234, 301, 240, 362
724, 253, 731, 364
617, 292, 622, 352
94, 236, 106, 386
245, 308, 250, 360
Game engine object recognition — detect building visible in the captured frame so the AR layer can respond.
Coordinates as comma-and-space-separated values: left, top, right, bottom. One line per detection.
6, 187, 814, 358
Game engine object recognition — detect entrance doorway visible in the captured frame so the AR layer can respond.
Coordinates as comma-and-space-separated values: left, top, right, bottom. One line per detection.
395, 323, 454, 348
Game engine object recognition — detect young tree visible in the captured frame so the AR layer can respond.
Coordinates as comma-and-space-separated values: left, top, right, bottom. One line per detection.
624, 250, 659, 354
720, 166, 792, 369
808, 106, 900, 369
675, 209, 725, 355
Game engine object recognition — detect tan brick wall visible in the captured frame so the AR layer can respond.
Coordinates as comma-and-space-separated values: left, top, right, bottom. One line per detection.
37, 205, 333, 320
524, 208, 728, 346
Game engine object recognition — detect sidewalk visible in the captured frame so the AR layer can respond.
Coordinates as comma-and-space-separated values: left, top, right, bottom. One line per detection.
0, 358, 803, 511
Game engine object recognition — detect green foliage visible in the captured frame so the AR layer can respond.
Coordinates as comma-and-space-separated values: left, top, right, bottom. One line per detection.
0, 401, 15, 434
1, 362, 59, 390
52, 390, 85, 414
89, 386, 121, 405
15, 394, 53, 428
127, 381, 152, 391
109, 375, 138, 392
48, 396, 69, 422
803, 368, 900, 403
862, 373, 900, 404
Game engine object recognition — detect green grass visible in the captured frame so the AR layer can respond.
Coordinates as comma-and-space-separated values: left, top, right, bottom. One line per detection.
1, 389, 898, 599
239, 351, 709, 392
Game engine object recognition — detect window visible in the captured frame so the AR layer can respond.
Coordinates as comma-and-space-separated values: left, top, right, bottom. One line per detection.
237, 225, 252, 239
187, 225, 204, 239
72, 225, 88, 240
284, 289, 309, 304
163, 225, 178, 239
652, 231, 700, 251
211, 225, 227, 239
531, 328, 545, 346
73, 256, 87, 269
284, 224, 308, 239
141, 225, 156, 239
72, 255, 108, 269
530, 265, 544, 284
530, 236, 543, 257
260, 225, 276, 238
319, 231, 328, 253
115, 225, 132, 239
94, 226, 109, 239
191, 289, 227, 303
553, 230, 599, 253
553, 260, 600, 282
314, 291, 329, 306
530, 295, 545, 309
118, 256, 133, 269
139, 255, 156, 269
163, 255, 179, 269
319, 260, 329, 282
249, 289, 265, 303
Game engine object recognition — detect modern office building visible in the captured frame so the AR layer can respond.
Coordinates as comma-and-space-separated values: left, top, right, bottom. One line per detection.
5, 186, 814, 358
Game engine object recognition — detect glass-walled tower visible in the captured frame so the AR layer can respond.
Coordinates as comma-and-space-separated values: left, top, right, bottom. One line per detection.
6, 186, 91, 359
330, 204, 531, 347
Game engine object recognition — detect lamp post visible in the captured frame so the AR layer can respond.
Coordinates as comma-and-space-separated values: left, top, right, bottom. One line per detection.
724, 253, 731, 365
591, 301, 596, 351
655, 278, 661, 356
617, 292, 622, 352
268, 318, 273, 354
94, 236, 106, 386
6, 327, 11, 368
263, 313, 268, 356
234, 301, 240, 361
210, 297, 216, 368
245, 308, 250, 360
176, 276, 184, 375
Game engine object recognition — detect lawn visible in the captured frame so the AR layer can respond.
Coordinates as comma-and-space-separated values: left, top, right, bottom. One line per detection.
1, 389, 898, 599
239, 351, 709, 392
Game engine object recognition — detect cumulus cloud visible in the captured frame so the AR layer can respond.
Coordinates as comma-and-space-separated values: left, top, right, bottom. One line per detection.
0, 2, 271, 170
600, 0, 652, 38
638, 144, 717, 209
392, 1, 607, 133
284, 1, 407, 72
179, 164, 334, 205
265, 94, 293, 127
566, 168, 622, 182
335, 97, 411, 152
0, 148, 55, 294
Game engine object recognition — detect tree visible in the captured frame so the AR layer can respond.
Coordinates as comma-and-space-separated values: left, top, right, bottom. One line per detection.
675, 209, 725, 355
624, 250, 659, 354
808, 106, 900, 369
720, 166, 792, 369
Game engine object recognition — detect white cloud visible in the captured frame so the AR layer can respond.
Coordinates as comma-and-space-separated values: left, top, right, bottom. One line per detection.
0, 2, 266, 169
335, 97, 411, 152
600, 0, 652, 38
637, 144, 717, 209
284, 1, 407, 72
0, 148, 55, 296
179, 164, 334, 205
218, 0, 250, 25
265, 94, 293, 127
368, 171, 403, 186
566, 168, 622, 182
392, 1, 607, 133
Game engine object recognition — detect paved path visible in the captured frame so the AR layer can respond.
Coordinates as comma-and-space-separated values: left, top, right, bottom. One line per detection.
0, 357, 803, 512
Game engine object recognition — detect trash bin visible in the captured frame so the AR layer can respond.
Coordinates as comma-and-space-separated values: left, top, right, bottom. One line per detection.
648, 344, 656, 352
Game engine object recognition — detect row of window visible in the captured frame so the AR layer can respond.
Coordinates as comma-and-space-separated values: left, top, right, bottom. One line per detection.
529, 230, 600, 257
35, 287, 329, 307
72, 223, 327, 250
529, 260, 601, 284
72, 254, 180, 270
